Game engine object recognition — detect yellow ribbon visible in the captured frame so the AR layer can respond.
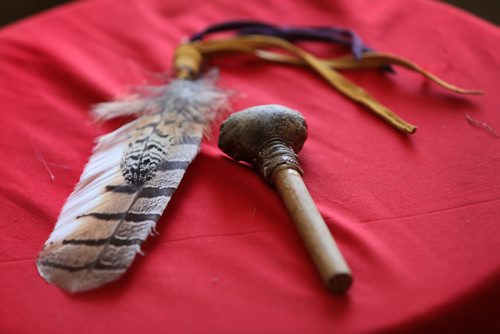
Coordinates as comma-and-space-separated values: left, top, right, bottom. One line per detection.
173, 35, 482, 134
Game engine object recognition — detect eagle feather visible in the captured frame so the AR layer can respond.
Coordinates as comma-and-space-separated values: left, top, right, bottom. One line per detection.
37, 76, 229, 293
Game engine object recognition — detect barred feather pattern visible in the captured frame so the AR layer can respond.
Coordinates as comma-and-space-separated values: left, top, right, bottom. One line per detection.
37, 76, 229, 293
120, 113, 175, 186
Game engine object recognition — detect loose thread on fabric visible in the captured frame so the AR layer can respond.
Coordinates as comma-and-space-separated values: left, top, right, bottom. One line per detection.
465, 114, 499, 138
35, 151, 55, 181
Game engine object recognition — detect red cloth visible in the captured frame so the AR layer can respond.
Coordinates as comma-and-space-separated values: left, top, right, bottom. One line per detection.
1, 0, 499, 332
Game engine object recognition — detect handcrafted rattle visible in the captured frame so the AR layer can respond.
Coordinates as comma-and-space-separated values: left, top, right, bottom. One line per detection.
219, 104, 352, 293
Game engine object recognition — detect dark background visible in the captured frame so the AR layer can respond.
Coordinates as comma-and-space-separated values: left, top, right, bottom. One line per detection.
1, 0, 69, 26
0, 1, 498, 27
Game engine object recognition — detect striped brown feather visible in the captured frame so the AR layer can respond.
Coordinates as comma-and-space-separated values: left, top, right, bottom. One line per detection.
37, 134, 201, 292
37, 77, 228, 293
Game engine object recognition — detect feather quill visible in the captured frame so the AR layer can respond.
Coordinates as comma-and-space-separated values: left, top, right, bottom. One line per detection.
37, 75, 229, 293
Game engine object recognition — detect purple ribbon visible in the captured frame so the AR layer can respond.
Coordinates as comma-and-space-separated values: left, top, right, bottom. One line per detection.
190, 20, 371, 60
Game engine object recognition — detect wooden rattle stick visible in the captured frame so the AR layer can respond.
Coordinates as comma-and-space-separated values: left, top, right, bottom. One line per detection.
218, 104, 352, 294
